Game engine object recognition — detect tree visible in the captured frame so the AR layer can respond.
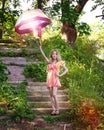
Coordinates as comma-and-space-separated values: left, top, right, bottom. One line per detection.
0, 0, 20, 40
62, 0, 90, 45
36, 0, 90, 46
36, 0, 104, 46
46, 0, 90, 45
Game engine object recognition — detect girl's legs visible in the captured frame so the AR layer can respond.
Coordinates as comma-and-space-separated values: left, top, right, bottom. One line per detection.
48, 87, 56, 112
52, 87, 59, 114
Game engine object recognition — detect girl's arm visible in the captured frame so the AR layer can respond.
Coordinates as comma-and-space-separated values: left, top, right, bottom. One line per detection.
39, 45, 49, 63
56, 64, 68, 77
60, 65, 68, 77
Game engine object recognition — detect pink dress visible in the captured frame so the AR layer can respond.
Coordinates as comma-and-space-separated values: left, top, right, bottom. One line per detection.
46, 60, 65, 88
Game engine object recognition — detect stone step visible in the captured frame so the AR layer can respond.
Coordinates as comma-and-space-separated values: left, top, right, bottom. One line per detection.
28, 101, 70, 108
27, 90, 67, 96
27, 82, 67, 90
0, 48, 39, 55
7, 80, 23, 86
28, 82, 46, 86
1, 57, 40, 66
32, 107, 70, 114
27, 95, 68, 101
26, 86, 64, 91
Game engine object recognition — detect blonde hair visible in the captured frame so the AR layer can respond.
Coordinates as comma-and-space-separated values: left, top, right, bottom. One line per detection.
49, 49, 61, 63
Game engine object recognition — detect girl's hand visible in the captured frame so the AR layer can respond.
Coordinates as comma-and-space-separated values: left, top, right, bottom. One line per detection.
56, 73, 61, 77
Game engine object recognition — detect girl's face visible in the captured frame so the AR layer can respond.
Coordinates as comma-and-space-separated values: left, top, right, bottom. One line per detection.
51, 51, 57, 60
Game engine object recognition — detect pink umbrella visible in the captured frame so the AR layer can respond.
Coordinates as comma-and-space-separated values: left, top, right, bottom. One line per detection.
15, 9, 51, 37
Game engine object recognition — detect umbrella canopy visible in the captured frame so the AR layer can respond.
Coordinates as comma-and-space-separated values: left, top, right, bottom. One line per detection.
15, 9, 51, 37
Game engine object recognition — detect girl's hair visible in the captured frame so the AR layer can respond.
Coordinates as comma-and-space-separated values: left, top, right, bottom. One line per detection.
49, 49, 61, 63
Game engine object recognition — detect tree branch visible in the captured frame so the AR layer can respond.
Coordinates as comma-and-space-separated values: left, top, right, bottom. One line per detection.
96, 15, 104, 18
76, 0, 89, 14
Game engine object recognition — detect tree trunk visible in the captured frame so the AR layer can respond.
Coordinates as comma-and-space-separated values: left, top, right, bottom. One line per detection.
75, 0, 89, 14
61, 0, 89, 46
61, 22, 77, 46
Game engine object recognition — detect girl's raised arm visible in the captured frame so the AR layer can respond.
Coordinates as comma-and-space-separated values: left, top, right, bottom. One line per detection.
39, 45, 49, 63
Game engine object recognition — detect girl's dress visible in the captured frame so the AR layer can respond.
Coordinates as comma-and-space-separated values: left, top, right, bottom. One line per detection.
46, 60, 65, 88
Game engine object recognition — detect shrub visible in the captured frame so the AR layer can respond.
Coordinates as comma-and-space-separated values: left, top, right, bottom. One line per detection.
0, 82, 34, 120
24, 62, 47, 82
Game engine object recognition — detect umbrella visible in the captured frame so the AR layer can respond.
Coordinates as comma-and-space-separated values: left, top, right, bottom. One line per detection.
15, 9, 51, 37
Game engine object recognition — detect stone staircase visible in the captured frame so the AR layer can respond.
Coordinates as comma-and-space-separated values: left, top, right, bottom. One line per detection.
26, 82, 70, 114
0, 48, 70, 115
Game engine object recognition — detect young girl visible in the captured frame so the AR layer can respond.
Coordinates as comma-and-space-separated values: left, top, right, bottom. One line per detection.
39, 44, 68, 115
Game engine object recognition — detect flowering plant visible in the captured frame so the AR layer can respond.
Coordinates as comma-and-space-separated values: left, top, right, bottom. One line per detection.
77, 98, 100, 130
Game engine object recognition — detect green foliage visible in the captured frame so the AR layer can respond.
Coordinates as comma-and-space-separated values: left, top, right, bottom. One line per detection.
24, 62, 47, 82
42, 111, 77, 124
0, 82, 34, 120
0, 0, 21, 39
49, 2, 61, 17
42, 115, 54, 124
0, 61, 8, 82
0, 48, 41, 60
89, 22, 104, 48
0, 51, 17, 57
0, 107, 6, 116
54, 110, 77, 122
76, 22, 91, 36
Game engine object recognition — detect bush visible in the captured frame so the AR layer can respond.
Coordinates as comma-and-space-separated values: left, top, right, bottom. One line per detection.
24, 62, 47, 82
0, 82, 34, 120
